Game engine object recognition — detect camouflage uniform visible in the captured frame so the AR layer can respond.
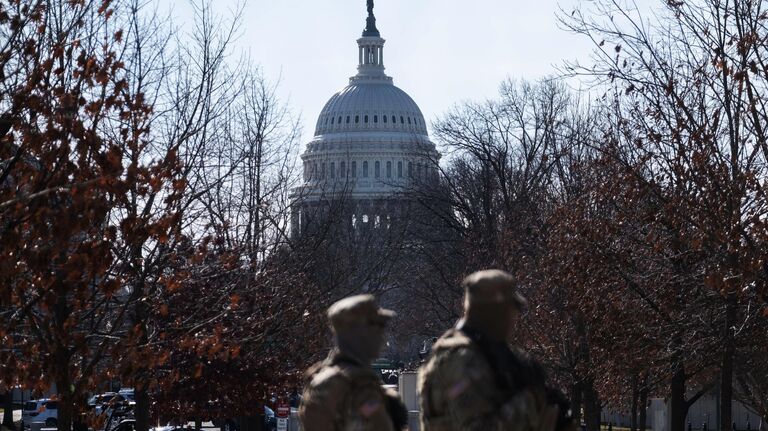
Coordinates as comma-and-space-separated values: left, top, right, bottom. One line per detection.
418, 328, 544, 431
299, 295, 405, 431
418, 270, 554, 431
300, 350, 397, 431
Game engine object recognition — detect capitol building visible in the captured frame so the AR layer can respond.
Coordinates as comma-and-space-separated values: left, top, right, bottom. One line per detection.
291, 1, 441, 239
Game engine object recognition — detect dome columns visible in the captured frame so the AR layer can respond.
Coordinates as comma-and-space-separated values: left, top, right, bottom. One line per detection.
357, 36, 386, 78
359, 38, 384, 67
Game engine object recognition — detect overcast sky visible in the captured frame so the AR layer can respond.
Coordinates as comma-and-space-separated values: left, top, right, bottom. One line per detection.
169, 0, 601, 142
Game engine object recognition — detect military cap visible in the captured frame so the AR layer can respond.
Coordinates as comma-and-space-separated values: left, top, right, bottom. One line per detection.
327, 294, 395, 328
462, 269, 527, 309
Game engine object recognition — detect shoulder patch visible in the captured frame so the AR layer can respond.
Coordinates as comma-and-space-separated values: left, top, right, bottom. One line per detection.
358, 399, 384, 418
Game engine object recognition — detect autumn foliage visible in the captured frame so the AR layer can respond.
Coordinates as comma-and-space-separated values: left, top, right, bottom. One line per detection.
0, 1, 324, 431
407, 0, 768, 429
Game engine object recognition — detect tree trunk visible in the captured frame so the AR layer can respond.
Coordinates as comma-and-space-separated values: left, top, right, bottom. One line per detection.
134, 385, 150, 431
720, 298, 737, 431
631, 374, 639, 431
130, 245, 151, 431
571, 381, 583, 426
55, 289, 73, 431
584, 380, 602, 431
72, 395, 87, 431
55, 376, 73, 431
639, 382, 649, 431
2, 390, 15, 430
670, 366, 689, 431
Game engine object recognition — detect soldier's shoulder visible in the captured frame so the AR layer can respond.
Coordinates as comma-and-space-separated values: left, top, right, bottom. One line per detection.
421, 330, 486, 380
305, 364, 352, 398
431, 328, 477, 355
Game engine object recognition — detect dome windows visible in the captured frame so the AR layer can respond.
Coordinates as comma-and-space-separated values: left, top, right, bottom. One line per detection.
307, 157, 435, 191
326, 113, 424, 130
321, 112, 429, 131
318, 109, 428, 132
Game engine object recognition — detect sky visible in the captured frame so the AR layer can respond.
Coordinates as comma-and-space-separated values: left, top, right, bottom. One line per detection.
168, 0, 599, 143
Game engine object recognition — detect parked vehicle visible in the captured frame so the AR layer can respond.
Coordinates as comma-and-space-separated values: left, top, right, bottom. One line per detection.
263, 406, 276, 431
88, 393, 118, 409
109, 419, 135, 431
101, 401, 134, 431
117, 389, 135, 402
149, 426, 186, 431
21, 399, 58, 429
95, 394, 134, 417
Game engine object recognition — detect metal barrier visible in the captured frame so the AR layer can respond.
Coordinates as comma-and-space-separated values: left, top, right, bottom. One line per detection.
408, 411, 420, 431
288, 409, 300, 431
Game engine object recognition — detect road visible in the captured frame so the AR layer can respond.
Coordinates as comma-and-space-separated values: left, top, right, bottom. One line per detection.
1, 410, 222, 430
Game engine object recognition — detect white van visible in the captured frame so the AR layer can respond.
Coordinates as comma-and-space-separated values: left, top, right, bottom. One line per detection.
21, 399, 58, 428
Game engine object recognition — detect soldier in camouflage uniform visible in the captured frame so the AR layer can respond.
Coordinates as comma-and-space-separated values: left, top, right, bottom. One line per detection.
299, 295, 408, 431
418, 270, 561, 431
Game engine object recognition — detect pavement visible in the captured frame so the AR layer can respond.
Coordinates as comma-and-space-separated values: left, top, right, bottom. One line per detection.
0, 411, 222, 431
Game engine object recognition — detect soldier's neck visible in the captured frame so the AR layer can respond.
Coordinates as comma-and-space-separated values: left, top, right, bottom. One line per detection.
335, 335, 378, 365
459, 313, 510, 344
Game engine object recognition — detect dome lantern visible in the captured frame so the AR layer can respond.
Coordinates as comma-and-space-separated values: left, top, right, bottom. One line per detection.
355, 0, 388, 83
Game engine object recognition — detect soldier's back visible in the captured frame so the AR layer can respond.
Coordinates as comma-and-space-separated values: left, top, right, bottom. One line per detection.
418, 329, 540, 431
300, 355, 395, 431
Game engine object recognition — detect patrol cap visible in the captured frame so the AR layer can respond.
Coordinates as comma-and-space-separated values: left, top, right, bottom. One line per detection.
462, 269, 527, 309
327, 294, 395, 329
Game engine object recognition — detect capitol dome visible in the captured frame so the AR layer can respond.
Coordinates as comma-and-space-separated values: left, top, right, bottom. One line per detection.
315, 82, 428, 136
292, 0, 440, 238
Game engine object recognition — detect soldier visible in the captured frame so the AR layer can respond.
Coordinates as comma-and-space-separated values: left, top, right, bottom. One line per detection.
299, 294, 408, 431
418, 269, 563, 431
